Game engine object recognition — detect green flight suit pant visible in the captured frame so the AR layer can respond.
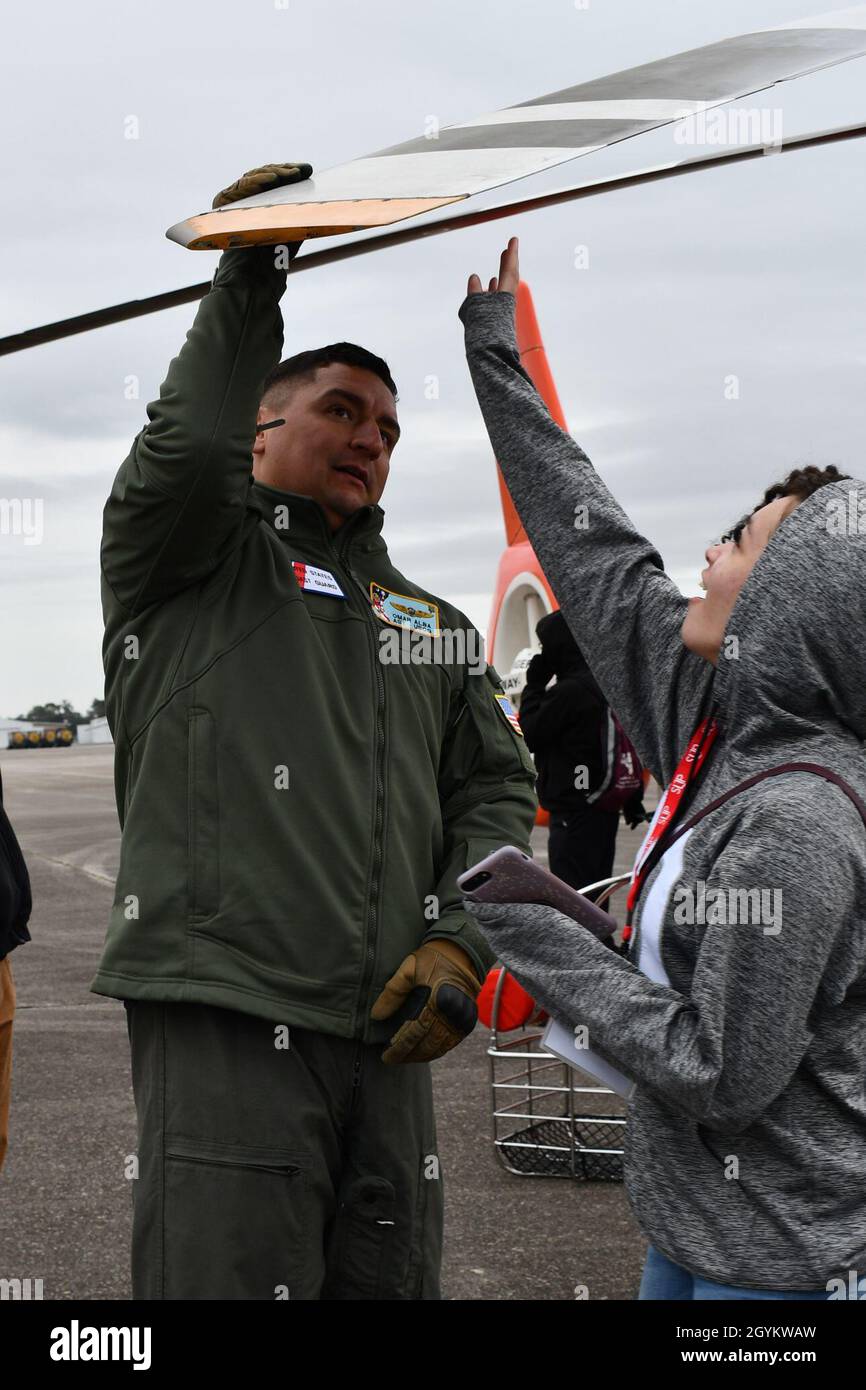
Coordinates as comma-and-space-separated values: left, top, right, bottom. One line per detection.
124, 1000, 444, 1300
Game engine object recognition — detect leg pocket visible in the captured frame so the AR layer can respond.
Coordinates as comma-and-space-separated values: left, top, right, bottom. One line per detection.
163, 1136, 312, 1300
323, 1174, 397, 1301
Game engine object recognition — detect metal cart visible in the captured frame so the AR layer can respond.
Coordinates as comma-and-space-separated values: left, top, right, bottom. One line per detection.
487, 872, 632, 1181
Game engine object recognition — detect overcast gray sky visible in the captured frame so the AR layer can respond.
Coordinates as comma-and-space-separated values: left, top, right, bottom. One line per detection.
1, 0, 864, 716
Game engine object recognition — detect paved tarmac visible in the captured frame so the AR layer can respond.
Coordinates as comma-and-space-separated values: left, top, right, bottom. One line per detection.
0, 744, 656, 1300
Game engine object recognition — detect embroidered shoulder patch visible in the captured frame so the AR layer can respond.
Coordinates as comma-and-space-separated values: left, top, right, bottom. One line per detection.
370, 582, 440, 635
494, 692, 524, 737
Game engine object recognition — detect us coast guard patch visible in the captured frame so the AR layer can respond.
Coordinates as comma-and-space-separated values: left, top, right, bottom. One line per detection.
292, 561, 346, 598
370, 582, 440, 635
494, 692, 524, 737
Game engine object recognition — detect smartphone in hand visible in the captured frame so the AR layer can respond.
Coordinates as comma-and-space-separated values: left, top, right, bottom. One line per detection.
458, 846, 617, 942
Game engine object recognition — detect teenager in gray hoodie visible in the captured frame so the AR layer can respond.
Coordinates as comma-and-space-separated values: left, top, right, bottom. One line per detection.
458, 238, 866, 1301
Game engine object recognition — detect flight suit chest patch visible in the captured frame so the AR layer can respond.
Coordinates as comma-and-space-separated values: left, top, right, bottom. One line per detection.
370, 582, 440, 636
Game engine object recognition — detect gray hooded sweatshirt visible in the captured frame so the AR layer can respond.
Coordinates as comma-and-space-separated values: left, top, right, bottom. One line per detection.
459, 290, 866, 1291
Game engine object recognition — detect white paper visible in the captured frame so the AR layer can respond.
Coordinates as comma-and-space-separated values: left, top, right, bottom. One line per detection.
542, 1017, 637, 1101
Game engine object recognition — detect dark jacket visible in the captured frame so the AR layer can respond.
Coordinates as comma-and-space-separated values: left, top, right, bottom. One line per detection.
91, 248, 538, 1042
0, 767, 32, 961
517, 612, 607, 812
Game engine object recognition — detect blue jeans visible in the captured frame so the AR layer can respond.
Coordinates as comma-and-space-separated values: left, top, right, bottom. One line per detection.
638, 1245, 865, 1300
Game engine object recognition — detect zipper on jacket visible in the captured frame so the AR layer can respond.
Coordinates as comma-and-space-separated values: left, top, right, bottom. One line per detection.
325, 520, 387, 1038
350, 1041, 365, 1111
343, 559, 387, 1035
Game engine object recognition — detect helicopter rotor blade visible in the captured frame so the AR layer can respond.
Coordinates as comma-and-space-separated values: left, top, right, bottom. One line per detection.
2, 118, 865, 358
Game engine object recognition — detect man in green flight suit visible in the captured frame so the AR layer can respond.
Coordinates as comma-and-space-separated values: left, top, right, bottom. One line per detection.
92, 164, 538, 1300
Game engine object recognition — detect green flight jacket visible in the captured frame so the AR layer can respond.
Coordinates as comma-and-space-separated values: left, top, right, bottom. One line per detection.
91, 246, 538, 1041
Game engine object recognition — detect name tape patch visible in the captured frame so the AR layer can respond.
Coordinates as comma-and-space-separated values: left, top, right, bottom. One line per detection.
292, 561, 346, 598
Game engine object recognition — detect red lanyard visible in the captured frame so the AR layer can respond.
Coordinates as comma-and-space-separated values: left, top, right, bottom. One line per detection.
622, 717, 719, 941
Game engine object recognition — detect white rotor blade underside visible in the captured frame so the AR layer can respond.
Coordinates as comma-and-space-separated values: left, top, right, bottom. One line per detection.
167, 6, 866, 248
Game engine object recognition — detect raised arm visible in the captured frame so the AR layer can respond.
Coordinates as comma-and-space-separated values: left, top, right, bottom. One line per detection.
101, 165, 312, 618
459, 239, 713, 786
100, 245, 289, 616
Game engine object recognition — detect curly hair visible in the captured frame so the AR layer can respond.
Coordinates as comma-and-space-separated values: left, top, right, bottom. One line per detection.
721, 465, 852, 545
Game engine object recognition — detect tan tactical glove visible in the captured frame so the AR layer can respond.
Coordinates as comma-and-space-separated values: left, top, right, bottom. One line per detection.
370, 938, 481, 1064
212, 162, 313, 209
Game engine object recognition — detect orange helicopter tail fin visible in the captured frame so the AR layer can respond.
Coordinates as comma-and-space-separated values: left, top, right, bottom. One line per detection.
495, 281, 569, 546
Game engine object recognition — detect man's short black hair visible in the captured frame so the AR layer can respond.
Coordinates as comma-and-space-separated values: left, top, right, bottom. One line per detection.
261, 343, 398, 406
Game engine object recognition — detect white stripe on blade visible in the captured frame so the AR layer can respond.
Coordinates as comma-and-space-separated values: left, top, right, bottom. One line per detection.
169, 6, 866, 246
219, 147, 604, 208
452, 100, 713, 127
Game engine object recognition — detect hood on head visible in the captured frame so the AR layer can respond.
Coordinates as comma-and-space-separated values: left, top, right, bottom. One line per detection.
713, 477, 866, 766
536, 609, 588, 677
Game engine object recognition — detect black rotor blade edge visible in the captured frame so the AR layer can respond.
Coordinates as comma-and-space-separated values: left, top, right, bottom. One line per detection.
2, 120, 864, 357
